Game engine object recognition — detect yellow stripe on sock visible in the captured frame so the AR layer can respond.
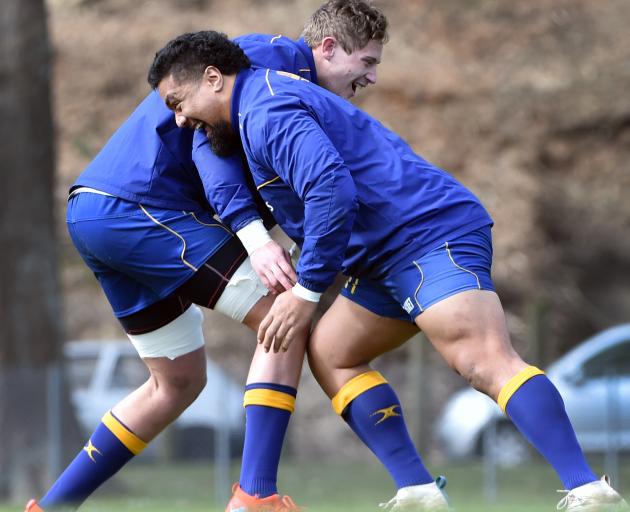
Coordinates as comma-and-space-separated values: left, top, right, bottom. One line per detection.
497, 366, 545, 415
331, 371, 388, 416
243, 389, 296, 413
101, 411, 147, 455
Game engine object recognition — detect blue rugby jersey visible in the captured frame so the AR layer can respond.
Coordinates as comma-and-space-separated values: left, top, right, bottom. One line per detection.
74, 91, 204, 211
72, 36, 317, 219
232, 68, 494, 293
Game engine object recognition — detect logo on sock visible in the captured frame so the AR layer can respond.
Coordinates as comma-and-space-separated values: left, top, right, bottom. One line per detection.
370, 404, 401, 425
83, 439, 102, 463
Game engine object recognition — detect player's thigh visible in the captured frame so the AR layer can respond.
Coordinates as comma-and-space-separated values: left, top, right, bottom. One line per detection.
310, 294, 419, 370
415, 289, 525, 396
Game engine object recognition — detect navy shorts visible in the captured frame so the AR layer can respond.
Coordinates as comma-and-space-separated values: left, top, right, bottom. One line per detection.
66, 192, 236, 318
341, 225, 495, 322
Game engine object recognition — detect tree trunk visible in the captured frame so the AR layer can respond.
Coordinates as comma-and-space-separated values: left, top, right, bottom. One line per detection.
0, 0, 67, 502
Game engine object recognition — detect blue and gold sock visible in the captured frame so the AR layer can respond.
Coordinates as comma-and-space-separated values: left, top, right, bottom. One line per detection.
239, 383, 296, 498
499, 366, 597, 490
333, 371, 433, 489
40, 410, 146, 508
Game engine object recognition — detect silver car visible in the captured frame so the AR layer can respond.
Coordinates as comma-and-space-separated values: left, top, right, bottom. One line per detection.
435, 324, 630, 465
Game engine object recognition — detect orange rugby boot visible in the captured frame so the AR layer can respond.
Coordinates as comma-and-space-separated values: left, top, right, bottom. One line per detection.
25, 500, 44, 512
225, 483, 301, 511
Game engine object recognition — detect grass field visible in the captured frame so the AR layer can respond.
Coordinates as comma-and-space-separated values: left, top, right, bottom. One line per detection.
2, 457, 628, 511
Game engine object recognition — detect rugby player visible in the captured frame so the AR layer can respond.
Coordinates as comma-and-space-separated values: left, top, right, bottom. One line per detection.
151, 30, 630, 512
25, 2, 390, 511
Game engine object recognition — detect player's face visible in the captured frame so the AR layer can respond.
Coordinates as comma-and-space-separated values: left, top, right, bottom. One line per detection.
158, 71, 239, 156
322, 39, 383, 99
158, 73, 221, 131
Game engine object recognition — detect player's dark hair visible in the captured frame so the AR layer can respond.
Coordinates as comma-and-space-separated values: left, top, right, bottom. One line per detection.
148, 31, 250, 89
302, 0, 389, 53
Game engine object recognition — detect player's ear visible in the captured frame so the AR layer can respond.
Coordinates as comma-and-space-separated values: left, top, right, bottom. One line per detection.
204, 66, 224, 91
320, 37, 337, 60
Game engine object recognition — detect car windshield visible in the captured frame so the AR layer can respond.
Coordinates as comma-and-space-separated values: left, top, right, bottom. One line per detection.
581, 340, 630, 378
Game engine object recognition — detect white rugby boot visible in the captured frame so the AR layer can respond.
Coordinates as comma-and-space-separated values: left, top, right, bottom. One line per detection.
556, 475, 629, 511
379, 476, 451, 511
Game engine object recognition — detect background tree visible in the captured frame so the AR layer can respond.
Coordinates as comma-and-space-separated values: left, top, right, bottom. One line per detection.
0, 0, 75, 502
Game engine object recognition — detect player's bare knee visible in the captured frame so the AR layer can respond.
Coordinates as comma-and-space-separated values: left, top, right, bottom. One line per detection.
449, 353, 493, 395
151, 368, 207, 407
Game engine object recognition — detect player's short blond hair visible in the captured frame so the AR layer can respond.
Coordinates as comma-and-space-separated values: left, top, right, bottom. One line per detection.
302, 0, 389, 54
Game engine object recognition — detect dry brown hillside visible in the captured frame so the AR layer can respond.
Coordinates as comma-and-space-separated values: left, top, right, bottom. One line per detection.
49, 0, 630, 457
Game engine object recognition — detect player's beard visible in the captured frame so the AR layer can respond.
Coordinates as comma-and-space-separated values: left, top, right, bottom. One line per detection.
204, 121, 241, 157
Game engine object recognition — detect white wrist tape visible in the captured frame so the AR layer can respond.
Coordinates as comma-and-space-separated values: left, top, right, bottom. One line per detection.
292, 283, 322, 302
236, 219, 272, 255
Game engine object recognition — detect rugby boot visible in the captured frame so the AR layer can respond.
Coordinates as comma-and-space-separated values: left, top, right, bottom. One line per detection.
556, 475, 630, 511
25, 500, 44, 512
379, 476, 451, 511
225, 483, 301, 511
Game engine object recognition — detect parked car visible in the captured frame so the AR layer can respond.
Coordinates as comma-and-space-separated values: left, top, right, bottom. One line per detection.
435, 324, 630, 466
64, 340, 244, 459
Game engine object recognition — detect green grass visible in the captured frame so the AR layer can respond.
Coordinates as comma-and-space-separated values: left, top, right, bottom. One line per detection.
2, 457, 629, 511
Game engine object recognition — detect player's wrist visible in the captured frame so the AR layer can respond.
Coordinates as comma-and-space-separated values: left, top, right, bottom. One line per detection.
236, 219, 272, 255
292, 283, 321, 303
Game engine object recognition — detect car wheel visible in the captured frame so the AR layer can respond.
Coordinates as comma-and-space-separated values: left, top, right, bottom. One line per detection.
480, 421, 531, 467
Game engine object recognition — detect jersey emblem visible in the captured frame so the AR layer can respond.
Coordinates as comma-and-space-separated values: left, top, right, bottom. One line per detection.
403, 297, 414, 314
265, 201, 274, 212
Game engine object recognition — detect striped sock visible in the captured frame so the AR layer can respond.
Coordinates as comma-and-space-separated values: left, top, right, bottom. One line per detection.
40, 411, 146, 508
500, 366, 597, 489
333, 371, 433, 489
239, 383, 296, 498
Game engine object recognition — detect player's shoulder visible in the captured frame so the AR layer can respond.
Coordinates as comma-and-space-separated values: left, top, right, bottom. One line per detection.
234, 33, 299, 55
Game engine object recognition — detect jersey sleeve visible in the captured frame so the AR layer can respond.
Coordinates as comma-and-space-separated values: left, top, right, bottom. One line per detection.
248, 101, 359, 293
192, 129, 262, 232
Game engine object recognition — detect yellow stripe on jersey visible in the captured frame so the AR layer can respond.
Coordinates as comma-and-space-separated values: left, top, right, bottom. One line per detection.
243, 388, 296, 413
257, 175, 281, 190
101, 411, 147, 455
497, 366, 545, 414
276, 70, 308, 82
332, 371, 388, 415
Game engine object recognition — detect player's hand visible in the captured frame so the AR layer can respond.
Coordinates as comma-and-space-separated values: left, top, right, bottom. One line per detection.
249, 241, 297, 294
258, 290, 317, 353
